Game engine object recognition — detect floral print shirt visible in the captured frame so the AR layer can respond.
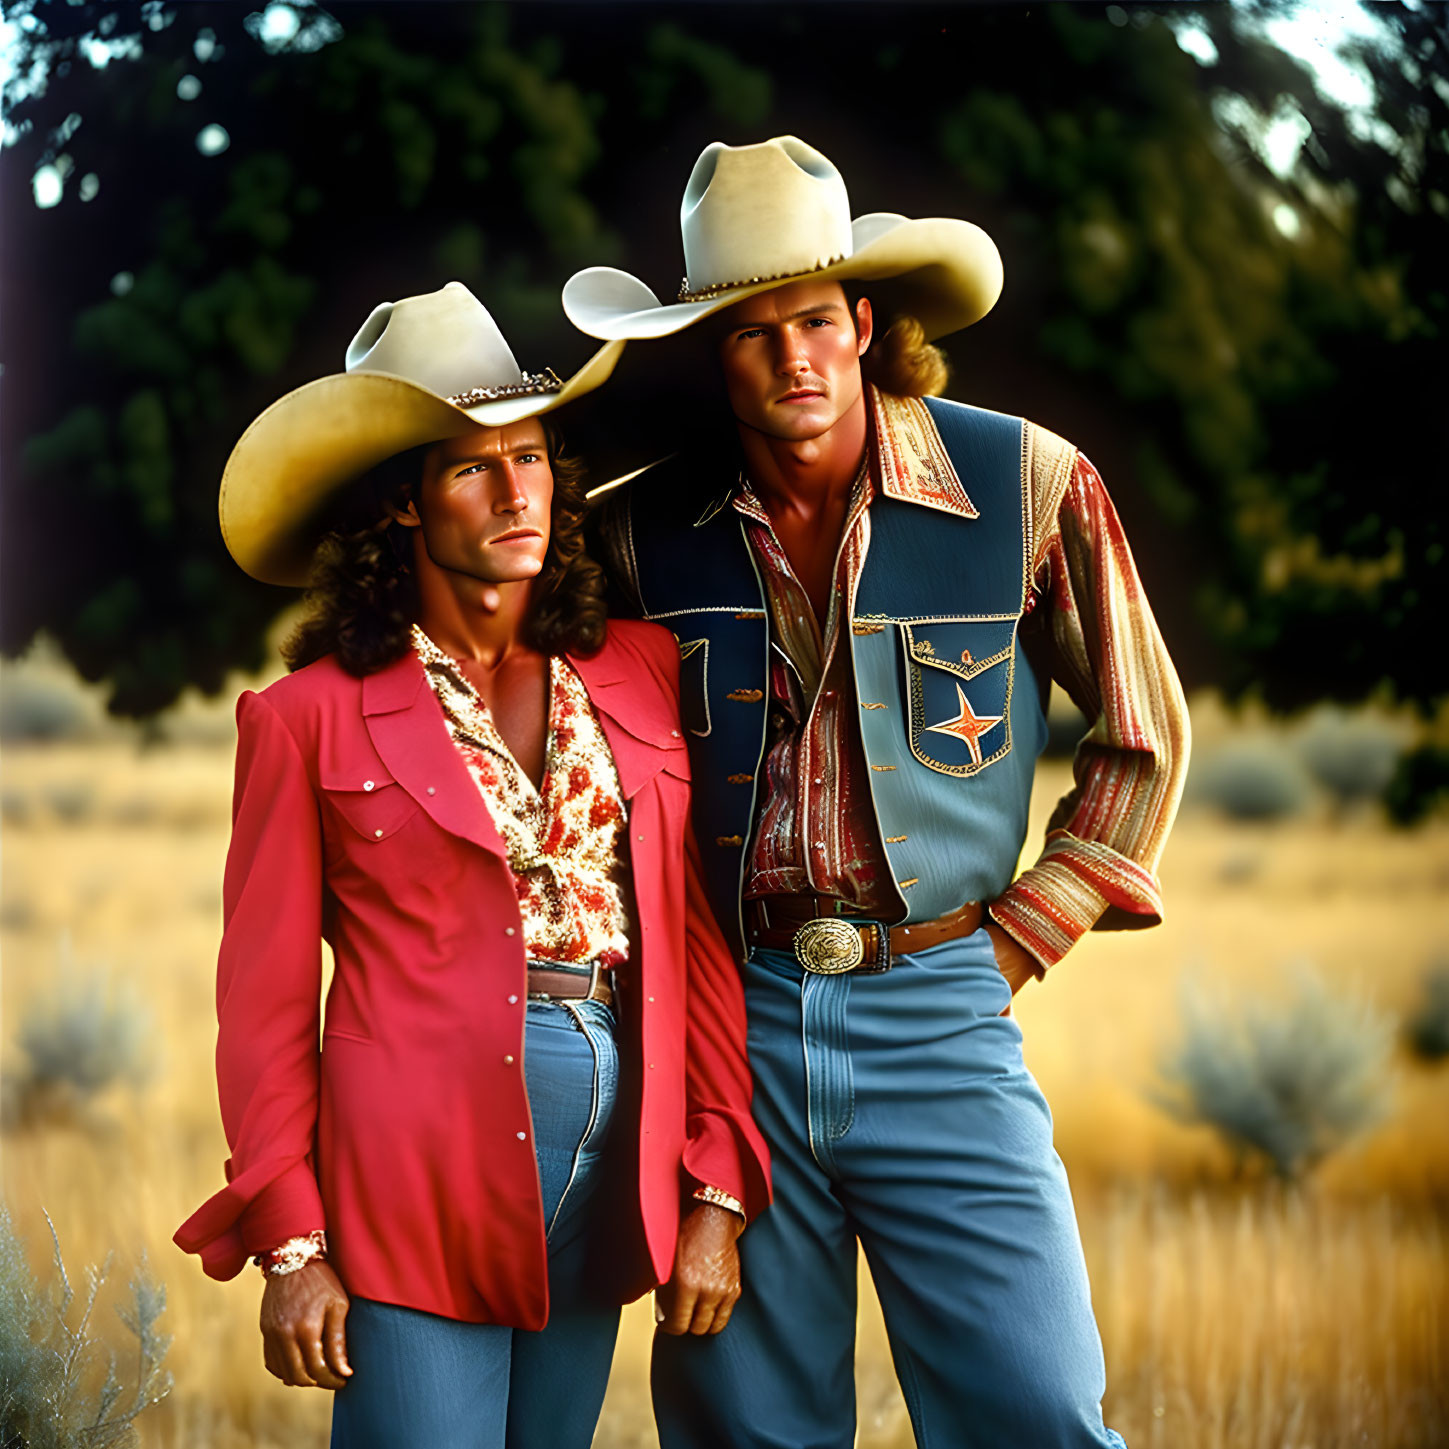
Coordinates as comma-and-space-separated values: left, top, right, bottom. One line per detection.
412, 626, 630, 967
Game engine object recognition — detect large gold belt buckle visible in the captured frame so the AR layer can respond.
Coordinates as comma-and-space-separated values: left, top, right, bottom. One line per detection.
792, 917, 864, 974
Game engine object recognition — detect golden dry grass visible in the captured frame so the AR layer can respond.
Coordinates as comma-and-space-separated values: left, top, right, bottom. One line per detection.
2, 693, 1447, 1447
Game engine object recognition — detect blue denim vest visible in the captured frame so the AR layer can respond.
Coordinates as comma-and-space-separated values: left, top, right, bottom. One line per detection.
627, 397, 1049, 957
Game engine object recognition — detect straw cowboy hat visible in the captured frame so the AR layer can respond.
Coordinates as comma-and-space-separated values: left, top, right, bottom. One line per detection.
220, 281, 624, 586
563, 135, 1003, 343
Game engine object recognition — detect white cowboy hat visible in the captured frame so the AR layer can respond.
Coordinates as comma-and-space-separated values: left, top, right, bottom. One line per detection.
562, 135, 1003, 343
219, 281, 624, 586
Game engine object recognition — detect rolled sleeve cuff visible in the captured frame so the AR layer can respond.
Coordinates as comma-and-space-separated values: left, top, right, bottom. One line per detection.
682, 1110, 772, 1224
174, 1157, 326, 1281
991, 830, 1165, 970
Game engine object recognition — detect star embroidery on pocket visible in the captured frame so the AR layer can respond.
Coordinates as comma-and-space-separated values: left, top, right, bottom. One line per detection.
924, 683, 1003, 766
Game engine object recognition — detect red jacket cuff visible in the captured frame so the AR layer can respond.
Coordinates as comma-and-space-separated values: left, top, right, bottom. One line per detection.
174, 1157, 325, 1280
682, 1108, 772, 1224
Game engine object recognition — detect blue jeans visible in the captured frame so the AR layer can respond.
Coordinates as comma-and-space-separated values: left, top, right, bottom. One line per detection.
331, 999, 620, 1449
653, 932, 1126, 1449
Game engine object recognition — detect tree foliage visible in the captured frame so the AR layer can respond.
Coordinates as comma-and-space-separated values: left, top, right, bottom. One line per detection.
2, 1, 1444, 725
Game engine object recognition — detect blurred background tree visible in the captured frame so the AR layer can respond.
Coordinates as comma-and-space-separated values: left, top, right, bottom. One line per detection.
2, 1, 1444, 798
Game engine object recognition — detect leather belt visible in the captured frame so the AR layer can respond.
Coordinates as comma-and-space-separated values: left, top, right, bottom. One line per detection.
526, 959, 614, 1008
745, 896, 984, 975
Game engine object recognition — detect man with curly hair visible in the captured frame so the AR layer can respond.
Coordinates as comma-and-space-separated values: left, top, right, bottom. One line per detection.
176, 282, 770, 1449
567, 138, 1189, 1446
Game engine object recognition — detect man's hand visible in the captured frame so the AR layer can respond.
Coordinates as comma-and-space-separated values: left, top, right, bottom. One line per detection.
985, 920, 1041, 1006
260, 1261, 353, 1389
656, 1202, 744, 1336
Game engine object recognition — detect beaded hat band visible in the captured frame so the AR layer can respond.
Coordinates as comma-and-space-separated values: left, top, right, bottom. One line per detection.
448, 369, 563, 408
676, 255, 847, 305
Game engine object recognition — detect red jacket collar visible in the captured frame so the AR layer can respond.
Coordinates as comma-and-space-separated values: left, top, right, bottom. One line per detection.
359, 632, 679, 851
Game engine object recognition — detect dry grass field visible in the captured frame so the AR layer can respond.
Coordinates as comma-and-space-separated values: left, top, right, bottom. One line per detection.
2, 671, 1446, 1448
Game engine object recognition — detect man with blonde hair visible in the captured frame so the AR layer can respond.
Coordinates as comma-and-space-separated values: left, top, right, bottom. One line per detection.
566, 136, 1188, 1447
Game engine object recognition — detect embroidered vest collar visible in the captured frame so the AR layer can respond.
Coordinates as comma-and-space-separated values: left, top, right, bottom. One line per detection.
871, 386, 978, 518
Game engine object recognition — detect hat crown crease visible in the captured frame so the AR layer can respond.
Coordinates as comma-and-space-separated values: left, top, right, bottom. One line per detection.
681, 135, 853, 294
344, 282, 527, 401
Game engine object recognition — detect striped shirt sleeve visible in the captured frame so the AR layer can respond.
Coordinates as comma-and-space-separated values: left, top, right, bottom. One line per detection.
989, 430, 1190, 970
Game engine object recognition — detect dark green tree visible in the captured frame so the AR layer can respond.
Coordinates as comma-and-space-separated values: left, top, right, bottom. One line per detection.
2, 1, 629, 712
3, 1, 1444, 786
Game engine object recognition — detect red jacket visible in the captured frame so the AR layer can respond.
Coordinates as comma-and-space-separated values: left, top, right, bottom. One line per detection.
175, 619, 769, 1328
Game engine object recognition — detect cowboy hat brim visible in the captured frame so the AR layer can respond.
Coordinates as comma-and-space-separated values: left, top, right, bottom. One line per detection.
220, 338, 624, 587
562, 214, 1003, 343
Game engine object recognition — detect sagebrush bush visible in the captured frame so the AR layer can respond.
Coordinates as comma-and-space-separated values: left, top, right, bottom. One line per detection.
0, 790, 32, 828
5, 962, 152, 1128
1156, 969, 1393, 1179
1298, 708, 1405, 810
0, 1207, 172, 1449
108, 796, 160, 829
0, 897, 37, 932
43, 784, 96, 826
1216, 848, 1263, 885
0, 676, 90, 743
1187, 738, 1314, 821
1404, 967, 1449, 1063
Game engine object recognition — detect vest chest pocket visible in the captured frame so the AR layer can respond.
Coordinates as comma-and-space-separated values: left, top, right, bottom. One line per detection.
899, 618, 1017, 777
318, 765, 423, 843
